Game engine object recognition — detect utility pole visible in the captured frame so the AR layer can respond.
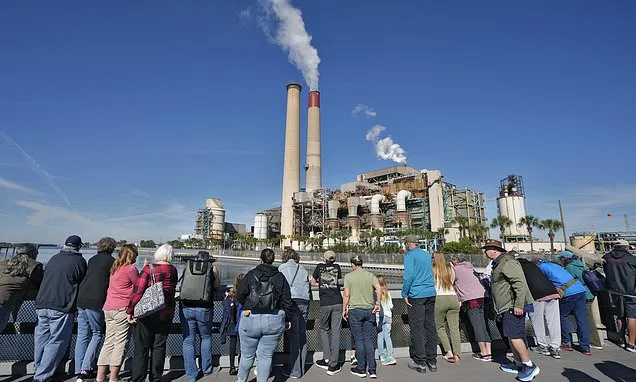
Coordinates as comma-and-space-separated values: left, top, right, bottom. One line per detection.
558, 200, 568, 244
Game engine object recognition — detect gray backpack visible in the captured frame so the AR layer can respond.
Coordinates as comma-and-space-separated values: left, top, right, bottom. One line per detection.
178, 259, 215, 304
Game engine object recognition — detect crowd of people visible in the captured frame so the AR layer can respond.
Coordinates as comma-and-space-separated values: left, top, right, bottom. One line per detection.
0, 234, 634, 382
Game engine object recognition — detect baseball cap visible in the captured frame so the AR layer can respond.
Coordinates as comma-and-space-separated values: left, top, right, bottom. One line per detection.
64, 235, 83, 248
404, 234, 421, 244
556, 250, 574, 259
324, 250, 336, 261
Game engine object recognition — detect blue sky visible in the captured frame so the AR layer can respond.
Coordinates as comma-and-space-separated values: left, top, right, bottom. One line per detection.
1, 0, 635, 243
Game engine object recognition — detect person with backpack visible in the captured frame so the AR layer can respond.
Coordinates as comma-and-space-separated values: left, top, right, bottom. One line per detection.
278, 248, 311, 378
311, 250, 343, 375
178, 251, 219, 382
0, 243, 43, 333
535, 259, 591, 356
235, 248, 300, 382
75, 237, 117, 382
517, 258, 562, 359
557, 250, 604, 350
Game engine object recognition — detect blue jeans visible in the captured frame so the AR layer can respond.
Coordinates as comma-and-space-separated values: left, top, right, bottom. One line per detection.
349, 308, 376, 373
559, 292, 590, 350
287, 300, 309, 378
34, 309, 74, 382
180, 305, 214, 382
238, 310, 285, 382
376, 315, 394, 358
74, 308, 105, 374
0, 304, 11, 333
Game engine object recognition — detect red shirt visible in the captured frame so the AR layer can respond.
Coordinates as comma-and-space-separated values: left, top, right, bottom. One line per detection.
127, 263, 178, 321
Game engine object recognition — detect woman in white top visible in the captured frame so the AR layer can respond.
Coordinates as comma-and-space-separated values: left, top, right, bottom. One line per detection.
433, 252, 462, 364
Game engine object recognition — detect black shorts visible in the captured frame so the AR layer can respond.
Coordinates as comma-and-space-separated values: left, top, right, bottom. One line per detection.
625, 297, 636, 319
501, 311, 526, 339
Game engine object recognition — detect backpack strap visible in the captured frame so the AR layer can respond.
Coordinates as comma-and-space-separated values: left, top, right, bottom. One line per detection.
290, 264, 301, 286
561, 278, 577, 291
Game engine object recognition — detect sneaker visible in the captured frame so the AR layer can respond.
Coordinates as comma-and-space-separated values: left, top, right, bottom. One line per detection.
407, 360, 426, 374
282, 371, 300, 379
351, 356, 358, 366
229, 367, 238, 376
582, 349, 592, 356
517, 363, 540, 382
472, 353, 492, 362
253, 367, 257, 377
427, 362, 437, 373
315, 359, 330, 370
382, 356, 397, 366
369, 371, 377, 379
76, 371, 95, 382
499, 363, 520, 374
537, 345, 551, 356
327, 366, 342, 376
590, 345, 604, 350
350, 367, 367, 378
549, 347, 561, 359
560, 343, 574, 352
626, 344, 636, 353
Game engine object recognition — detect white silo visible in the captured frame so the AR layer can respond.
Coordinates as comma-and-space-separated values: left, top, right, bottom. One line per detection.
254, 213, 268, 240
205, 198, 226, 240
496, 175, 528, 237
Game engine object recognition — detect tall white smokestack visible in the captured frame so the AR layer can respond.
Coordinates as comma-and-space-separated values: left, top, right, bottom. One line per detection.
305, 91, 321, 192
281, 83, 302, 245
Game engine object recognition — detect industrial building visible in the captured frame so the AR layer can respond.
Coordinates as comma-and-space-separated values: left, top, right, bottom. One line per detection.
570, 231, 636, 253
194, 198, 226, 240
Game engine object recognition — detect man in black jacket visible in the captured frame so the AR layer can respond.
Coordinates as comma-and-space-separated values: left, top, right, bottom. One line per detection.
236, 248, 300, 382
34, 235, 87, 382
518, 258, 562, 359
603, 240, 636, 352
74, 237, 116, 380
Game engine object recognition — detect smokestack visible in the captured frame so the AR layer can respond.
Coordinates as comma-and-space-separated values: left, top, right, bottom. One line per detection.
281, 83, 302, 245
305, 91, 321, 193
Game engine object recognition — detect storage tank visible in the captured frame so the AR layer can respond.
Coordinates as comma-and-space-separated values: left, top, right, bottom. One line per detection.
205, 198, 226, 240
497, 175, 528, 237
254, 213, 268, 240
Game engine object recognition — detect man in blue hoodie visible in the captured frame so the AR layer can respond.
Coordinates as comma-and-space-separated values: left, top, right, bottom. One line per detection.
402, 235, 437, 374
536, 259, 591, 355
557, 250, 604, 350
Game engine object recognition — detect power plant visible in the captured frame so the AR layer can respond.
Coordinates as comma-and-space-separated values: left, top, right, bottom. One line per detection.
497, 174, 528, 239
258, 83, 489, 248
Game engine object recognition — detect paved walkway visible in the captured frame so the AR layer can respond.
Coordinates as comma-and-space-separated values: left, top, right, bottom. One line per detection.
2, 343, 634, 382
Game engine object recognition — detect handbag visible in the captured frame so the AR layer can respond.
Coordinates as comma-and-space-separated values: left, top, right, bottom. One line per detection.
134, 265, 166, 318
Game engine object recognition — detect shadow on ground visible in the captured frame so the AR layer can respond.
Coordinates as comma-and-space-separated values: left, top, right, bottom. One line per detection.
595, 360, 636, 381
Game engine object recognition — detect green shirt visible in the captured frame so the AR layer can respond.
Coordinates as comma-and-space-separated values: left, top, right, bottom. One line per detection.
344, 268, 378, 309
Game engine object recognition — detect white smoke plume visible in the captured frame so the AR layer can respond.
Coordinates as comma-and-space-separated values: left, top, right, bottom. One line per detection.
258, 0, 321, 90
365, 125, 385, 141
352, 104, 377, 118
364, 125, 407, 164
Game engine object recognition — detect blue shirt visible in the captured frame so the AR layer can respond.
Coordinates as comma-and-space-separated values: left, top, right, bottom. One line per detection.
402, 248, 436, 298
538, 261, 587, 298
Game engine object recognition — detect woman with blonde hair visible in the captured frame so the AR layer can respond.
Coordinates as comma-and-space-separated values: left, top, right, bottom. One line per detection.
96, 244, 139, 382
432, 252, 461, 364
376, 276, 396, 365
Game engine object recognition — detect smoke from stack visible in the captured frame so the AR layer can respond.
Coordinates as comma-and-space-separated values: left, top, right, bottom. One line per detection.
305, 91, 321, 192
280, 83, 302, 242
365, 124, 408, 164
258, 0, 321, 90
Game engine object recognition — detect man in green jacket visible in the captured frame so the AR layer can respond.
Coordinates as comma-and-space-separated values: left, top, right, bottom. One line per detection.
482, 240, 539, 382
557, 250, 604, 349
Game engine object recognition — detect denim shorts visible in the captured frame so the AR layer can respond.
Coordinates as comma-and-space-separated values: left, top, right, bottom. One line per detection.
501, 311, 526, 339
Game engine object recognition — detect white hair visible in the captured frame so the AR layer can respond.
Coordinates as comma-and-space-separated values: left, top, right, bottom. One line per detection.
154, 243, 173, 263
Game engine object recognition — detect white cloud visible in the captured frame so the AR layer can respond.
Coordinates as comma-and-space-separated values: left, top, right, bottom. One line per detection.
0, 177, 44, 196
365, 125, 386, 141
352, 104, 377, 118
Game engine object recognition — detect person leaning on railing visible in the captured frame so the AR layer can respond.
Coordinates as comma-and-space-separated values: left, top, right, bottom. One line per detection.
0, 243, 43, 333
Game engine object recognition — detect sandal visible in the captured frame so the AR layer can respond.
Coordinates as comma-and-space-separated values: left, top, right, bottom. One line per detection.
454, 355, 461, 365
472, 353, 492, 362
443, 354, 456, 363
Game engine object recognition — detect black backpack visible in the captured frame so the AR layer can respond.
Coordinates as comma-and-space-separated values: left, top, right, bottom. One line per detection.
178, 259, 215, 304
246, 273, 277, 312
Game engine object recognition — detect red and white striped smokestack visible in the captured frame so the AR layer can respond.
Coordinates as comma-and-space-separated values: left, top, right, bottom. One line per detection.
305, 91, 321, 192
280, 83, 302, 243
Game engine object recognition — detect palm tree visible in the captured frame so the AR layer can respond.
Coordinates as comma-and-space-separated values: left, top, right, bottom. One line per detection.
452, 216, 470, 239
539, 219, 563, 253
518, 215, 540, 253
491, 215, 513, 242
371, 229, 384, 248
469, 223, 489, 246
